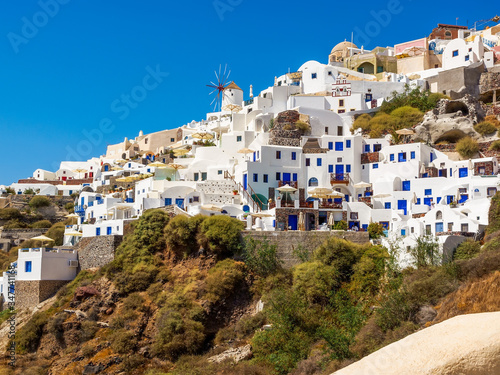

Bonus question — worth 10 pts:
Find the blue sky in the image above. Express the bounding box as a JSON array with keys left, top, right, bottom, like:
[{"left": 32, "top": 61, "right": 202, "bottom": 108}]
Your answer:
[{"left": 0, "top": 0, "right": 495, "bottom": 184}]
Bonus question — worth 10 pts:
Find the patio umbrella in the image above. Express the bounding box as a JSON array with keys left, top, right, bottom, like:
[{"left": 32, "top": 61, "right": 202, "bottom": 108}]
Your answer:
[
  {"left": 328, "top": 191, "right": 345, "bottom": 198},
  {"left": 65, "top": 231, "right": 82, "bottom": 237},
  {"left": 148, "top": 161, "right": 167, "bottom": 168},
  {"left": 116, "top": 177, "right": 131, "bottom": 182},
  {"left": 73, "top": 168, "right": 87, "bottom": 179},
  {"left": 237, "top": 148, "right": 254, "bottom": 154},
  {"left": 353, "top": 181, "right": 371, "bottom": 189},
  {"left": 201, "top": 204, "right": 223, "bottom": 212},
  {"left": 31, "top": 235, "right": 55, "bottom": 246},
  {"left": 251, "top": 213, "right": 273, "bottom": 218},
  {"left": 167, "top": 163, "right": 186, "bottom": 170},
  {"left": 173, "top": 148, "right": 190, "bottom": 156},
  {"left": 308, "top": 187, "right": 333, "bottom": 195},
  {"left": 222, "top": 104, "right": 242, "bottom": 113},
  {"left": 192, "top": 132, "right": 214, "bottom": 140},
  {"left": 65, "top": 213, "right": 80, "bottom": 224},
  {"left": 420, "top": 164, "right": 426, "bottom": 174},
  {"left": 373, "top": 193, "right": 391, "bottom": 198},
  {"left": 412, "top": 192, "right": 418, "bottom": 204},
  {"left": 277, "top": 184, "right": 298, "bottom": 193},
  {"left": 298, "top": 212, "right": 305, "bottom": 231}
]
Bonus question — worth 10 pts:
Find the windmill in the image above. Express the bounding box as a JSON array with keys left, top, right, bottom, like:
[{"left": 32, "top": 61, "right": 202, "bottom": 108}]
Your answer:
[
  {"left": 207, "top": 64, "right": 231, "bottom": 113},
  {"left": 207, "top": 64, "right": 231, "bottom": 147}
]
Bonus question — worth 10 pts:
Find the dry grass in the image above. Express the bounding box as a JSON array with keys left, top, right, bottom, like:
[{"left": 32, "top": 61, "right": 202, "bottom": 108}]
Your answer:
[{"left": 433, "top": 271, "right": 500, "bottom": 323}]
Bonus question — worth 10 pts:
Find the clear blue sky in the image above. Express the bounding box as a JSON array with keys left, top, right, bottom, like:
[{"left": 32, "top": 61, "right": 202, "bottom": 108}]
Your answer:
[{"left": 0, "top": 0, "right": 495, "bottom": 184}]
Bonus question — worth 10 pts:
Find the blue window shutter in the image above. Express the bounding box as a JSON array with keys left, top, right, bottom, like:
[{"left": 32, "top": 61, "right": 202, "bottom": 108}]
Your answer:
[
  {"left": 365, "top": 145, "right": 370, "bottom": 152},
  {"left": 317, "top": 158, "right": 322, "bottom": 166},
  {"left": 459, "top": 168, "right": 468, "bottom": 178},
  {"left": 328, "top": 142, "right": 333, "bottom": 150},
  {"left": 346, "top": 140, "right": 351, "bottom": 148},
  {"left": 292, "top": 173, "right": 298, "bottom": 181},
  {"left": 402, "top": 181, "right": 410, "bottom": 191},
  {"left": 328, "top": 165, "right": 333, "bottom": 173},
  {"left": 390, "top": 154, "right": 394, "bottom": 161},
  {"left": 373, "top": 163, "right": 378, "bottom": 169},
  {"left": 346, "top": 165, "right": 351, "bottom": 173},
  {"left": 335, "top": 142, "right": 343, "bottom": 151},
  {"left": 411, "top": 151, "right": 415, "bottom": 159},
  {"left": 25, "top": 261, "right": 32, "bottom": 273},
  {"left": 385, "top": 202, "right": 391, "bottom": 209}
]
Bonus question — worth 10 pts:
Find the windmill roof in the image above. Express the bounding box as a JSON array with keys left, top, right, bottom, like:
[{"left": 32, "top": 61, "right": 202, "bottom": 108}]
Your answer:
[{"left": 226, "top": 81, "right": 242, "bottom": 91}]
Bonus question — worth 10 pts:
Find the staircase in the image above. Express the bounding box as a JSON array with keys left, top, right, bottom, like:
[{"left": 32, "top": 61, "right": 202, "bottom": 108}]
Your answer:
[{"left": 223, "top": 171, "right": 266, "bottom": 212}]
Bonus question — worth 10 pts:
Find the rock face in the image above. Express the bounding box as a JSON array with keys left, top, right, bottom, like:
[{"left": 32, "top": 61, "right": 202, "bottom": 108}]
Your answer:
[
  {"left": 333, "top": 312, "right": 500, "bottom": 375},
  {"left": 207, "top": 344, "right": 252, "bottom": 364}
]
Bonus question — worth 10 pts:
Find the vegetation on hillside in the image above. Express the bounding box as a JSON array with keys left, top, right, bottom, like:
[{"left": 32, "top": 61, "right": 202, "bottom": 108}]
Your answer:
[{"left": 4, "top": 194, "right": 500, "bottom": 374}]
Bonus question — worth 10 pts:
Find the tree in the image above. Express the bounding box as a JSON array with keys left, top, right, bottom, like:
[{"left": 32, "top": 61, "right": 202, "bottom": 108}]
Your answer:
[
  {"left": 198, "top": 215, "right": 244, "bottom": 257},
  {"left": 244, "top": 237, "right": 282, "bottom": 277},
  {"left": 407, "top": 235, "right": 441, "bottom": 268}
]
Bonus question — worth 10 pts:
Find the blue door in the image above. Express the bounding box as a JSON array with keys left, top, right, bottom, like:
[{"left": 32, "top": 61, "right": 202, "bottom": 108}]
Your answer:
[
  {"left": 402, "top": 181, "right": 410, "bottom": 191},
  {"left": 175, "top": 198, "right": 184, "bottom": 209},
  {"left": 165, "top": 198, "right": 172, "bottom": 206},
  {"left": 288, "top": 215, "right": 298, "bottom": 230},
  {"left": 424, "top": 198, "right": 432, "bottom": 206},
  {"left": 435, "top": 222, "right": 443, "bottom": 233},
  {"left": 107, "top": 227, "right": 112, "bottom": 235},
  {"left": 96, "top": 228, "right": 100, "bottom": 236},
  {"left": 283, "top": 173, "right": 291, "bottom": 182},
  {"left": 336, "top": 165, "right": 344, "bottom": 181},
  {"left": 398, "top": 200, "right": 407, "bottom": 215},
  {"left": 243, "top": 174, "right": 248, "bottom": 190},
  {"left": 447, "top": 195, "right": 453, "bottom": 204}
]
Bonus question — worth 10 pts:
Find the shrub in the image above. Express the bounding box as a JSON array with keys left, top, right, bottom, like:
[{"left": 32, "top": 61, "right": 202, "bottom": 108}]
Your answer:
[
  {"left": 64, "top": 202, "right": 75, "bottom": 213},
  {"left": 23, "top": 188, "right": 35, "bottom": 195},
  {"left": 435, "top": 129, "right": 467, "bottom": 144},
  {"left": 313, "top": 238, "right": 359, "bottom": 281},
  {"left": 333, "top": 220, "right": 348, "bottom": 230},
  {"left": 15, "top": 310, "right": 50, "bottom": 353},
  {"left": 474, "top": 121, "right": 497, "bottom": 136},
  {"left": 292, "top": 261, "right": 339, "bottom": 305},
  {"left": 204, "top": 259, "right": 246, "bottom": 303},
  {"left": 294, "top": 121, "right": 311, "bottom": 135},
  {"left": 0, "top": 208, "right": 22, "bottom": 220},
  {"left": 113, "top": 262, "right": 158, "bottom": 294},
  {"left": 164, "top": 215, "right": 205, "bottom": 257},
  {"left": 3, "top": 219, "right": 28, "bottom": 229},
  {"left": 5, "top": 187, "right": 15, "bottom": 195},
  {"left": 28, "top": 196, "right": 51, "bottom": 209},
  {"left": 489, "top": 140, "right": 500, "bottom": 151},
  {"left": 46, "top": 222, "right": 66, "bottom": 246},
  {"left": 110, "top": 329, "right": 137, "bottom": 354},
  {"left": 47, "top": 312, "right": 68, "bottom": 342},
  {"left": 428, "top": 92, "right": 450, "bottom": 108},
  {"left": 133, "top": 209, "right": 170, "bottom": 254},
  {"left": 485, "top": 115, "right": 500, "bottom": 128},
  {"left": 350, "top": 246, "right": 388, "bottom": 297},
  {"left": 380, "top": 84, "right": 435, "bottom": 114},
  {"left": 80, "top": 321, "right": 99, "bottom": 343},
  {"left": 456, "top": 137, "right": 479, "bottom": 159},
  {"left": 31, "top": 220, "right": 52, "bottom": 229},
  {"left": 198, "top": 215, "right": 244, "bottom": 257},
  {"left": 390, "top": 106, "right": 424, "bottom": 128},
  {"left": 244, "top": 237, "right": 282, "bottom": 277},
  {"left": 367, "top": 222, "right": 385, "bottom": 239},
  {"left": 352, "top": 114, "right": 372, "bottom": 133},
  {"left": 454, "top": 240, "right": 481, "bottom": 260},
  {"left": 407, "top": 235, "right": 441, "bottom": 268},
  {"left": 123, "top": 292, "right": 146, "bottom": 311}
]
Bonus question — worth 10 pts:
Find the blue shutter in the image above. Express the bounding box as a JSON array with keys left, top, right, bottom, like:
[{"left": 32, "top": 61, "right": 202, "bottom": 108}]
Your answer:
[
  {"left": 292, "top": 173, "right": 298, "bottom": 181},
  {"left": 328, "top": 142, "right": 333, "bottom": 150},
  {"left": 402, "top": 181, "right": 410, "bottom": 191},
  {"left": 459, "top": 168, "right": 468, "bottom": 178},
  {"left": 328, "top": 165, "right": 334, "bottom": 173},
  {"left": 346, "top": 140, "right": 351, "bottom": 148}
]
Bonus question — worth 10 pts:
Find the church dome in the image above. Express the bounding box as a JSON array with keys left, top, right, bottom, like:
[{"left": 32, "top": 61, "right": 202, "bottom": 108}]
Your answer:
[{"left": 331, "top": 41, "right": 358, "bottom": 54}]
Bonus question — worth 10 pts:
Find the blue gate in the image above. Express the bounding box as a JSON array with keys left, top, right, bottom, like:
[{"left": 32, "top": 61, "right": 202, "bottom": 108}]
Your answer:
[{"left": 398, "top": 200, "right": 407, "bottom": 215}]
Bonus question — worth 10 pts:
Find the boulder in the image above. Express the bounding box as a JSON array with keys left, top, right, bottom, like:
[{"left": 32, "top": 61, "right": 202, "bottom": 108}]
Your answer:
[
  {"left": 207, "top": 344, "right": 252, "bottom": 364},
  {"left": 333, "top": 312, "right": 500, "bottom": 375},
  {"left": 74, "top": 286, "right": 100, "bottom": 301}
]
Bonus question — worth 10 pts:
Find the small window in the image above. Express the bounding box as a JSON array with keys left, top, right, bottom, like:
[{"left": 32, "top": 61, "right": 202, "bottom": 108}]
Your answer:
[
  {"left": 193, "top": 196, "right": 199, "bottom": 202},
  {"left": 346, "top": 140, "right": 351, "bottom": 148},
  {"left": 276, "top": 172, "right": 281, "bottom": 181},
  {"left": 426, "top": 225, "right": 431, "bottom": 235},
  {"left": 218, "top": 170, "right": 222, "bottom": 175},
  {"left": 335, "top": 142, "right": 343, "bottom": 151},
  {"left": 416, "top": 198, "right": 421, "bottom": 205},
  {"left": 452, "top": 50, "right": 459, "bottom": 57},
  {"left": 194, "top": 173, "right": 199, "bottom": 181},
  {"left": 411, "top": 227, "right": 414, "bottom": 233},
  {"left": 236, "top": 136, "right": 242, "bottom": 142},
  {"left": 311, "top": 73, "right": 317, "bottom": 79},
  {"left": 263, "top": 174, "right": 268, "bottom": 183},
  {"left": 170, "top": 138, "right": 175, "bottom": 142},
  {"left": 96, "top": 228, "right": 101, "bottom": 236},
  {"left": 308, "top": 177, "right": 319, "bottom": 187},
  {"left": 306, "top": 158, "right": 310, "bottom": 167},
  {"left": 398, "top": 152, "right": 407, "bottom": 162},
  {"left": 461, "top": 223, "right": 469, "bottom": 232},
  {"left": 328, "top": 142, "right": 333, "bottom": 150},
  {"left": 465, "top": 55, "right": 469, "bottom": 61},
  {"left": 291, "top": 152, "right": 296, "bottom": 160},
  {"left": 410, "top": 151, "right": 415, "bottom": 159},
  {"left": 364, "top": 145, "right": 370, "bottom": 152},
  {"left": 373, "top": 163, "right": 378, "bottom": 169},
  {"left": 350, "top": 212, "right": 358, "bottom": 220},
  {"left": 390, "top": 154, "right": 395, "bottom": 161},
  {"left": 346, "top": 164, "right": 351, "bottom": 173},
  {"left": 317, "top": 158, "right": 322, "bottom": 167},
  {"left": 377, "top": 66, "right": 383, "bottom": 73},
  {"left": 373, "top": 144, "right": 382, "bottom": 152},
  {"left": 276, "top": 151, "right": 281, "bottom": 159},
  {"left": 448, "top": 223, "right": 453, "bottom": 231},
  {"left": 425, "top": 189, "right": 432, "bottom": 195},
  {"left": 328, "top": 165, "right": 334, "bottom": 173},
  {"left": 253, "top": 174, "right": 258, "bottom": 182},
  {"left": 325, "top": 127, "right": 329, "bottom": 134},
  {"left": 25, "top": 261, "right": 32, "bottom": 273},
  {"left": 339, "top": 99, "right": 345, "bottom": 107},
  {"left": 385, "top": 202, "right": 391, "bottom": 209}
]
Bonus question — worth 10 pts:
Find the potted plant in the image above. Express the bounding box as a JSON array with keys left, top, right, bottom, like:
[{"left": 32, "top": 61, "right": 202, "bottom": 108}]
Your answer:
[{"left": 232, "top": 190, "right": 238, "bottom": 195}]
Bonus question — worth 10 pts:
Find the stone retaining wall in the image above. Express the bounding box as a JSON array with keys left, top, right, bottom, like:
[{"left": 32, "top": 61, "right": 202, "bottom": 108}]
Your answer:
[
  {"left": 242, "top": 230, "right": 370, "bottom": 268},
  {"left": 75, "top": 235, "right": 123, "bottom": 270},
  {"left": 15, "top": 280, "right": 69, "bottom": 310}
]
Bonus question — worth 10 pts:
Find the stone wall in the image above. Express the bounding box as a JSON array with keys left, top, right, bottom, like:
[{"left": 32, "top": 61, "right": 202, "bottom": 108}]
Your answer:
[
  {"left": 75, "top": 235, "right": 123, "bottom": 270},
  {"left": 361, "top": 152, "right": 380, "bottom": 164},
  {"left": 242, "top": 231, "right": 370, "bottom": 268},
  {"left": 15, "top": 280, "right": 68, "bottom": 310}
]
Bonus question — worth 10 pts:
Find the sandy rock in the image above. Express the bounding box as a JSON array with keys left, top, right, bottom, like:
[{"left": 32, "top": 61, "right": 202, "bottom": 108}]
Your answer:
[
  {"left": 207, "top": 344, "right": 252, "bottom": 364},
  {"left": 333, "top": 312, "right": 500, "bottom": 375}
]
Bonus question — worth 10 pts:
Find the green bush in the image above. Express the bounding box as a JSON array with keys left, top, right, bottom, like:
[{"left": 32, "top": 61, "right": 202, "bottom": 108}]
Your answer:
[
  {"left": 390, "top": 106, "right": 424, "bottom": 128},
  {"left": 47, "top": 312, "right": 68, "bottom": 342},
  {"left": 28, "top": 196, "right": 51, "bottom": 209},
  {"left": 164, "top": 215, "right": 205, "bottom": 257},
  {"left": 368, "top": 222, "right": 385, "bottom": 239},
  {"left": 456, "top": 137, "right": 479, "bottom": 159},
  {"left": 3, "top": 219, "right": 28, "bottom": 229},
  {"left": 351, "top": 114, "right": 372, "bottom": 133},
  {"left": 113, "top": 262, "right": 158, "bottom": 294},
  {"left": 489, "top": 140, "right": 500, "bottom": 151},
  {"left": 333, "top": 220, "right": 348, "bottom": 230},
  {"left": 198, "top": 215, "right": 244, "bottom": 257},
  {"left": 0, "top": 208, "right": 22, "bottom": 220},
  {"left": 294, "top": 121, "right": 311, "bottom": 135},
  {"left": 350, "top": 246, "right": 388, "bottom": 297},
  {"left": 407, "top": 235, "right": 441, "bottom": 268},
  {"left": 292, "top": 262, "right": 339, "bottom": 305},
  {"left": 133, "top": 209, "right": 170, "bottom": 254},
  {"left": 380, "top": 85, "right": 436, "bottom": 114},
  {"left": 64, "top": 202, "right": 75, "bottom": 213},
  {"left": 204, "top": 259, "right": 246, "bottom": 303},
  {"left": 313, "top": 238, "right": 360, "bottom": 282},
  {"left": 15, "top": 310, "right": 50, "bottom": 353},
  {"left": 244, "top": 237, "right": 282, "bottom": 277},
  {"left": 80, "top": 321, "right": 99, "bottom": 343},
  {"left": 46, "top": 222, "right": 66, "bottom": 246},
  {"left": 31, "top": 220, "right": 52, "bottom": 229},
  {"left": 474, "top": 121, "right": 497, "bottom": 136},
  {"left": 454, "top": 240, "right": 481, "bottom": 260},
  {"left": 110, "top": 329, "right": 137, "bottom": 354},
  {"left": 428, "top": 92, "right": 450, "bottom": 108},
  {"left": 23, "top": 188, "right": 35, "bottom": 195}
]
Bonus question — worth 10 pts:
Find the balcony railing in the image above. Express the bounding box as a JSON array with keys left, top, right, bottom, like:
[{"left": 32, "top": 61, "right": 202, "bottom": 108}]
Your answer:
[
  {"left": 244, "top": 98, "right": 254, "bottom": 106},
  {"left": 278, "top": 180, "right": 298, "bottom": 188},
  {"left": 330, "top": 173, "right": 350, "bottom": 184}
]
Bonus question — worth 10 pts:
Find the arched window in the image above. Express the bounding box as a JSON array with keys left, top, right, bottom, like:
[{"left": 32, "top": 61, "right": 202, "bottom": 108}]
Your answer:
[
  {"left": 436, "top": 211, "right": 443, "bottom": 220},
  {"left": 445, "top": 31, "right": 452, "bottom": 39},
  {"left": 308, "top": 177, "right": 318, "bottom": 187}
]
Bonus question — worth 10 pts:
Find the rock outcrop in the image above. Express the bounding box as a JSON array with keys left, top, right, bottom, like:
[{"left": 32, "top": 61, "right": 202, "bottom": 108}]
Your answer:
[
  {"left": 333, "top": 312, "right": 500, "bottom": 375},
  {"left": 207, "top": 344, "right": 252, "bottom": 364}
]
